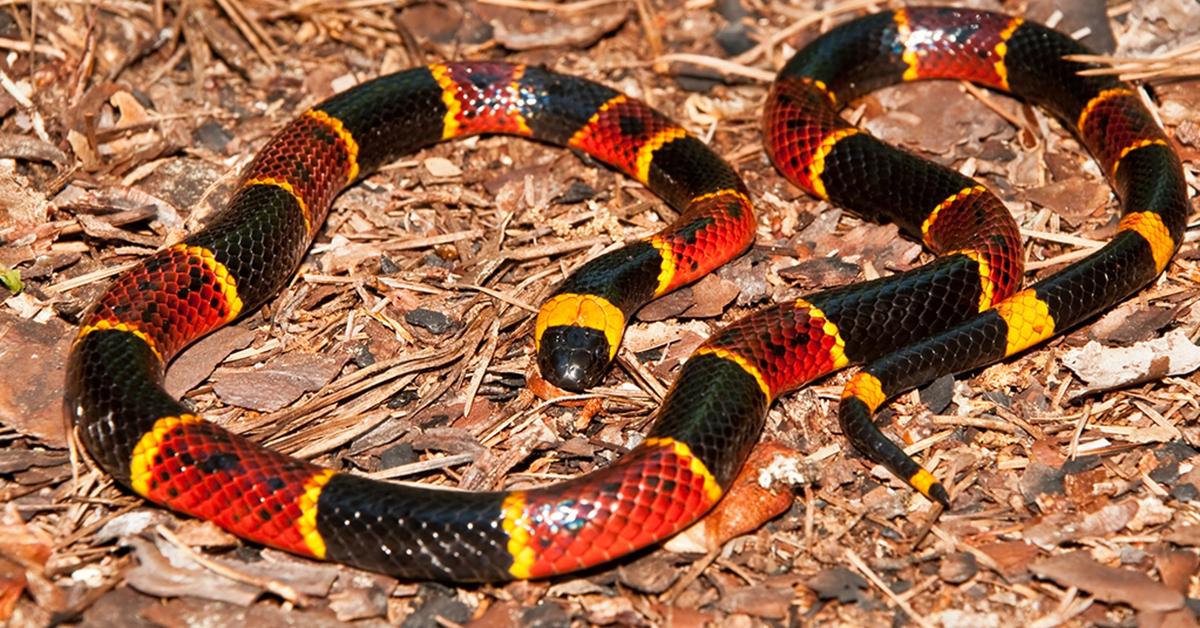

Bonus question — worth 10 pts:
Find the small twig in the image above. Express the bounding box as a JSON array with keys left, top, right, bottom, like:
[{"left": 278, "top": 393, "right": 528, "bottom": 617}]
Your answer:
[
  {"left": 476, "top": 0, "right": 625, "bottom": 13},
  {"left": 1020, "top": 228, "right": 1105, "bottom": 248},
  {"left": 844, "top": 549, "right": 936, "bottom": 628},
  {"left": 634, "top": 0, "right": 664, "bottom": 68},
  {"left": 660, "top": 546, "right": 721, "bottom": 603},
  {"left": 930, "top": 414, "right": 1020, "bottom": 434},
  {"left": 731, "top": 0, "right": 880, "bottom": 66},
  {"left": 366, "top": 453, "right": 476, "bottom": 480},
  {"left": 0, "top": 35, "right": 65, "bottom": 58},
  {"left": 456, "top": 283, "right": 538, "bottom": 313},
  {"left": 462, "top": 318, "right": 500, "bottom": 417},
  {"left": 46, "top": 261, "right": 141, "bottom": 293},
  {"left": 155, "top": 525, "right": 307, "bottom": 606},
  {"left": 652, "top": 53, "right": 776, "bottom": 82},
  {"left": 212, "top": 0, "right": 276, "bottom": 65},
  {"left": 960, "top": 81, "right": 1028, "bottom": 130}
]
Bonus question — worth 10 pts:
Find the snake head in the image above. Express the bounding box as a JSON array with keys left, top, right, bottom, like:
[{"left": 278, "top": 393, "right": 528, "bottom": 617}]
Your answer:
[{"left": 536, "top": 325, "right": 611, "bottom": 392}]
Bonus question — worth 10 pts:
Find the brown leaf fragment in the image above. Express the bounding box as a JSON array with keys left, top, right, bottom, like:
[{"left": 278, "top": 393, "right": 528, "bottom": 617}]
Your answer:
[
  {"left": 1026, "top": 0, "right": 1117, "bottom": 53},
  {"left": 939, "top": 552, "right": 979, "bottom": 584},
  {"left": 124, "top": 537, "right": 261, "bottom": 606},
  {"left": 777, "top": 256, "right": 861, "bottom": 289},
  {"left": 977, "top": 541, "right": 1041, "bottom": 579},
  {"left": 75, "top": 213, "right": 162, "bottom": 247},
  {"left": 716, "top": 585, "right": 793, "bottom": 619},
  {"left": 0, "top": 449, "right": 67, "bottom": 474},
  {"left": 212, "top": 352, "right": 348, "bottom": 412},
  {"left": 805, "top": 567, "right": 867, "bottom": 603},
  {"left": 617, "top": 553, "right": 680, "bottom": 594},
  {"left": 140, "top": 596, "right": 346, "bottom": 628},
  {"left": 0, "top": 505, "right": 51, "bottom": 567},
  {"left": 636, "top": 285, "right": 696, "bottom": 322},
  {"left": 327, "top": 571, "right": 391, "bottom": 622},
  {"left": 491, "top": 8, "right": 629, "bottom": 50},
  {"left": 865, "top": 81, "right": 1010, "bottom": 154},
  {"left": 1023, "top": 499, "right": 1138, "bottom": 548},
  {"left": 1024, "top": 177, "right": 1111, "bottom": 224},
  {"left": 0, "top": 172, "right": 51, "bottom": 227},
  {"left": 680, "top": 273, "right": 740, "bottom": 318},
  {"left": 470, "top": 599, "right": 523, "bottom": 628},
  {"left": 164, "top": 326, "right": 255, "bottom": 397},
  {"left": 0, "top": 313, "right": 72, "bottom": 447},
  {"left": 1030, "top": 552, "right": 1184, "bottom": 612},
  {"left": 1165, "top": 525, "right": 1200, "bottom": 547},
  {"left": 0, "top": 133, "right": 68, "bottom": 164},
  {"left": 78, "top": 586, "right": 158, "bottom": 628},
  {"left": 1156, "top": 551, "right": 1198, "bottom": 593},
  {"left": 0, "top": 558, "right": 27, "bottom": 623},
  {"left": 1089, "top": 303, "right": 1177, "bottom": 345}
]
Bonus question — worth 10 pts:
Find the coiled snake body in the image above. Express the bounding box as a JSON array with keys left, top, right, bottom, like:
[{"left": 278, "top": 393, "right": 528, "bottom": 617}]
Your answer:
[{"left": 66, "top": 7, "right": 1188, "bottom": 581}]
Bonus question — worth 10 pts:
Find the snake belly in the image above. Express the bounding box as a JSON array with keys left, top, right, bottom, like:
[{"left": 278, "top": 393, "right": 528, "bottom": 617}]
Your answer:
[{"left": 64, "top": 5, "right": 1190, "bottom": 583}]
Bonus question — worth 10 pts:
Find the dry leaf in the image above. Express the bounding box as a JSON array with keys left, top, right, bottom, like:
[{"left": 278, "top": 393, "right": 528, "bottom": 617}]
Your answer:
[
  {"left": 1030, "top": 551, "right": 1184, "bottom": 612},
  {"left": 1062, "top": 330, "right": 1200, "bottom": 393}
]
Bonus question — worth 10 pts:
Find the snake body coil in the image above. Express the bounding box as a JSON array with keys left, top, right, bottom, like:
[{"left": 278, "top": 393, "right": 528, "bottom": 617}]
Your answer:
[{"left": 66, "top": 7, "right": 1189, "bottom": 581}]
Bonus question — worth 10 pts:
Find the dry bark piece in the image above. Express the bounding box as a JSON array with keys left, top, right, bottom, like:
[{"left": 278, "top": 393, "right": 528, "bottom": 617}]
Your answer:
[
  {"left": 1022, "top": 499, "right": 1138, "bottom": 549},
  {"left": 977, "top": 541, "right": 1041, "bottom": 579},
  {"left": 1024, "top": 177, "right": 1111, "bottom": 224},
  {"left": 0, "top": 172, "right": 51, "bottom": 228},
  {"left": 94, "top": 510, "right": 172, "bottom": 544},
  {"left": 0, "top": 313, "right": 73, "bottom": 447},
  {"left": 124, "top": 537, "right": 261, "bottom": 606},
  {"left": 491, "top": 7, "right": 629, "bottom": 50},
  {"left": 0, "top": 133, "right": 68, "bottom": 164},
  {"left": 1091, "top": 303, "right": 1178, "bottom": 345},
  {"left": 805, "top": 567, "right": 867, "bottom": 603},
  {"left": 1030, "top": 551, "right": 1184, "bottom": 612},
  {"left": 0, "top": 449, "right": 66, "bottom": 474},
  {"left": 939, "top": 552, "right": 978, "bottom": 584},
  {"left": 1155, "top": 550, "right": 1198, "bottom": 593},
  {"left": 75, "top": 213, "right": 162, "bottom": 247},
  {"left": 423, "top": 156, "right": 462, "bottom": 178},
  {"left": 405, "top": 584, "right": 471, "bottom": 627},
  {"left": 777, "top": 256, "right": 861, "bottom": 289},
  {"left": 1062, "top": 330, "right": 1200, "bottom": 394},
  {"left": 715, "top": 585, "right": 793, "bottom": 619},
  {"left": 617, "top": 553, "right": 680, "bottom": 594},
  {"left": 140, "top": 596, "right": 345, "bottom": 628},
  {"left": 164, "top": 326, "right": 255, "bottom": 397},
  {"left": 212, "top": 352, "right": 348, "bottom": 412},
  {"left": 328, "top": 582, "right": 389, "bottom": 622},
  {"left": 404, "top": 307, "right": 455, "bottom": 334},
  {"left": 1165, "top": 525, "right": 1200, "bottom": 547},
  {"left": 78, "top": 586, "right": 158, "bottom": 628},
  {"left": 680, "top": 273, "right": 740, "bottom": 318}
]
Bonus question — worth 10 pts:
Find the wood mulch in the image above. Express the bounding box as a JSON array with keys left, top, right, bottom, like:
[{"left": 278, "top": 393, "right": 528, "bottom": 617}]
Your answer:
[{"left": 0, "top": 0, "right": 1198, "bottom": 626}]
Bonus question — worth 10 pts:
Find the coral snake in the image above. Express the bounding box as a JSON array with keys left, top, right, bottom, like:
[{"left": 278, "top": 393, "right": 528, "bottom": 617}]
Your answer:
[{"left": 65, "top": 7, "right": 1189, "bottom": 581}]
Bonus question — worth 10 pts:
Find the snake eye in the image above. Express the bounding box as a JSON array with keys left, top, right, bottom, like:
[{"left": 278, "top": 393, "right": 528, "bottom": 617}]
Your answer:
[{"left": 537, "top": 325, "right": 611, "bottom": 392}]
